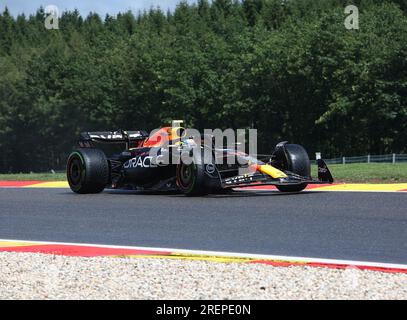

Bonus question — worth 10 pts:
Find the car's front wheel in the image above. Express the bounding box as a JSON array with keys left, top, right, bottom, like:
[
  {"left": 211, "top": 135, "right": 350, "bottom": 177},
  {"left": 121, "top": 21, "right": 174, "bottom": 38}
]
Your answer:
[
  {"left": 67, "top": 148, "right": 110, "bottom": 194},
  {"left": 176, "top": 151, "right": 209, "bottom": 196},
  {"left": 275, "top": 144, "right": 310, "bottom": 193}
]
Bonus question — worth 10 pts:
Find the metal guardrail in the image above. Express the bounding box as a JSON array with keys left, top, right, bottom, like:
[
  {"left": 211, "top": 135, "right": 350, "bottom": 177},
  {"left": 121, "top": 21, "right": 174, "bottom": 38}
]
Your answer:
[{"left": 312, "top": 154, "right": 407, "bottom": 165}]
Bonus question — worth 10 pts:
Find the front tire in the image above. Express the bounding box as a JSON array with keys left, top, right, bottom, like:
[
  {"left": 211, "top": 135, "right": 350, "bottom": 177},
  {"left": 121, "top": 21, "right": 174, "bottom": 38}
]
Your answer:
[
  {"left": 176, "top": 151, "right": 209, "bottom": 196},
  {"left": 67, "top": 148, "right": 110, "bottom": 194},
  {"left": 275, "top": 144, "right": 310, "bottom": 193}
]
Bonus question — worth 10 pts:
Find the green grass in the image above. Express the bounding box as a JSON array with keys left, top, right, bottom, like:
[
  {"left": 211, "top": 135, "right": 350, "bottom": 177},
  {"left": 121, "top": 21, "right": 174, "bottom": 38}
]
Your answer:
[
  {"left": 0, "top": 172, "right": 66, "bottom": 181},
  {"left": 1, "top": 163, "right": 407, "bottom": 183},
  {"left": 311, "top": 163, "right": 407, "bottom": 183}
]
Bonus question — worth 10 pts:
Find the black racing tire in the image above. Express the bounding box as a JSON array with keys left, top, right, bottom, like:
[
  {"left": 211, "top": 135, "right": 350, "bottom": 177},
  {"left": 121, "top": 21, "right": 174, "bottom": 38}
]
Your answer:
[
  {"left": 276, "top": 144, "right": 310, "bottom": 193},
  {"left": 67, "top": 148, "right": 110, "bottom": 194},
  {"left": 176, "top": 151, "right": 209, "bottom": 196}
]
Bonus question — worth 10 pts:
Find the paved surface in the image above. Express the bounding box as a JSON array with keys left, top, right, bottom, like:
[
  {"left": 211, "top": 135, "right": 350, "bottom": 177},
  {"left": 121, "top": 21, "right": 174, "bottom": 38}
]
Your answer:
[
  {"left": 0, "top": 188, "right": 406, "bottom": 264},
  {"left": 3, "top": 180, "right": 407, "bottom": 191}
]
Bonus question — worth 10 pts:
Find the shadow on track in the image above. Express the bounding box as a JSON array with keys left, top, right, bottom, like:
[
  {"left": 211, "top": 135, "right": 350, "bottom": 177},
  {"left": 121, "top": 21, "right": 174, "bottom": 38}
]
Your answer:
[{"left": 96, "top": 189, "right": 324, "bottom": 198}]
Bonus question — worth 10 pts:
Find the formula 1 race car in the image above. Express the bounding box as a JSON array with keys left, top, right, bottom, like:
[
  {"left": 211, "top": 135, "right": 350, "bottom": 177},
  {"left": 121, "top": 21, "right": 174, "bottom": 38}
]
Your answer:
[{"left": 66, "top": 122, "right": 334, "bottom": 196}]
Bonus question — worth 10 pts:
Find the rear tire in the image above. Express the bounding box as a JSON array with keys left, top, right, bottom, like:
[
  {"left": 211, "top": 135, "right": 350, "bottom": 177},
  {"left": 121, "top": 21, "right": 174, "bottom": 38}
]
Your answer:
[
  {"left": 67, "top": 148, "right": 110, "bottom": 194},
  {"left": 275, "top": 144, "right": 310, "bottom": 193}
]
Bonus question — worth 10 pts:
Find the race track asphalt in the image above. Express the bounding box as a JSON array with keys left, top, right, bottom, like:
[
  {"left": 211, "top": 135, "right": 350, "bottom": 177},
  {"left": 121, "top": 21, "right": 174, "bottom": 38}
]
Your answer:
[{"left": 0, "top": 188, "right": 406, "bottom": 264}]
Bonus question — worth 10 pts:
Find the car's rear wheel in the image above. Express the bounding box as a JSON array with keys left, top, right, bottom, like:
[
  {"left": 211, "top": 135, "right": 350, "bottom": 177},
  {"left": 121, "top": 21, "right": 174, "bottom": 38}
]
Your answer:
[
  {"left": 67, "top": 148, "right": 110, "bottom": 194},
  {"left": 275, "top": 144, "right": 310, "bottom": 192},
  {"left": 176, "top": 151, "right": 209, "bottom": 196}
]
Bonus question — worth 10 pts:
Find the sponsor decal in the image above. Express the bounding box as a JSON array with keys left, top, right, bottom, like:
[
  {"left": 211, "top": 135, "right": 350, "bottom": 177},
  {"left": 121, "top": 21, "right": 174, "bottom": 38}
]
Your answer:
[
  {"left": 205, "top": 164, "right": 216, "bottom": 174},
  {"left": 124, "top": 156, "right": 157, "bottom": 168}
]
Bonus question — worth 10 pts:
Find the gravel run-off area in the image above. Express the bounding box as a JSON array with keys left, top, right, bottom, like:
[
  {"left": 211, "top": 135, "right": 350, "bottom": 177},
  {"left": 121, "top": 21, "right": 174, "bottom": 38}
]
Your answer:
[{"left": 0, "top": 252, "right": 406, "bottom": 300}]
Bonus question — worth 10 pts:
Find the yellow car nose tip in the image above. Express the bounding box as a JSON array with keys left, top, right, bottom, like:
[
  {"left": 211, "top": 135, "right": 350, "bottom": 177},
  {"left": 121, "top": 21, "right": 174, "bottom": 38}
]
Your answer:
[{"left": 256, "top": 164, "right": 287, "bottom": 179}]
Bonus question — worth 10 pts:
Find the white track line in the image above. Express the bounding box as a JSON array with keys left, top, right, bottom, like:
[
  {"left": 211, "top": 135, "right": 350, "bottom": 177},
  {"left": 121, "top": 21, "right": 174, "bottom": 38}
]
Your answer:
[{"left": 0, "top": 238, "right": 406, "bottom": 270}]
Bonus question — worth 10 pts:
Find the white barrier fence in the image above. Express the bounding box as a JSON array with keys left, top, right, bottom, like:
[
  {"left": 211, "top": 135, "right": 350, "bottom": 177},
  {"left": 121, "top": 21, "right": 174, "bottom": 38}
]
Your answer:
[{"left": 314, "top": 154, "right": 407, "bottom": 165}]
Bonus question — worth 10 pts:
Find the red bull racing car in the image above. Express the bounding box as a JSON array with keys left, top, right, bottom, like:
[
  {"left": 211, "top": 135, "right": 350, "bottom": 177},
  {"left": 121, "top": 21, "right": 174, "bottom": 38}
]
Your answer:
[{"left": 66, "top": 122, "right": 333, "bottom": 196}]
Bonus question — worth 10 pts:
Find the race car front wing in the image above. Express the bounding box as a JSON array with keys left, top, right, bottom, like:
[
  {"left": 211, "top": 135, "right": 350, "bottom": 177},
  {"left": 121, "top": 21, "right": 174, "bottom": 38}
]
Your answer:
[{"left": 220, "top": 159, "right": 334, "bottom": 189}]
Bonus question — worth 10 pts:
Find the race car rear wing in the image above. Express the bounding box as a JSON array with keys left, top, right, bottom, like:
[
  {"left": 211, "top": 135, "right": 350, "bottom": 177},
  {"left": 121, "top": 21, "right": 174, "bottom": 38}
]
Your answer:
[{"left": 79, "top": 130, "right": 148, "bottom": 148}]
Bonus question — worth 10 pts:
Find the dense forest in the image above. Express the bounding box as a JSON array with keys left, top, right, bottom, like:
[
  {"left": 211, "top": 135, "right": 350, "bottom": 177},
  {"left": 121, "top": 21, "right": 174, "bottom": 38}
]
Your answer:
[{"left": 0, "top": 0, "right": 406, "bottom": 172}]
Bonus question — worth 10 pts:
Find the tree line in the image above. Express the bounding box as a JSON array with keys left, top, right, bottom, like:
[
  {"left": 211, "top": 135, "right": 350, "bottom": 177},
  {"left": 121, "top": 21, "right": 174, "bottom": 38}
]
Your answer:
[{"left": 0, "top": 0, "right": 406, "bottom": 172}]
